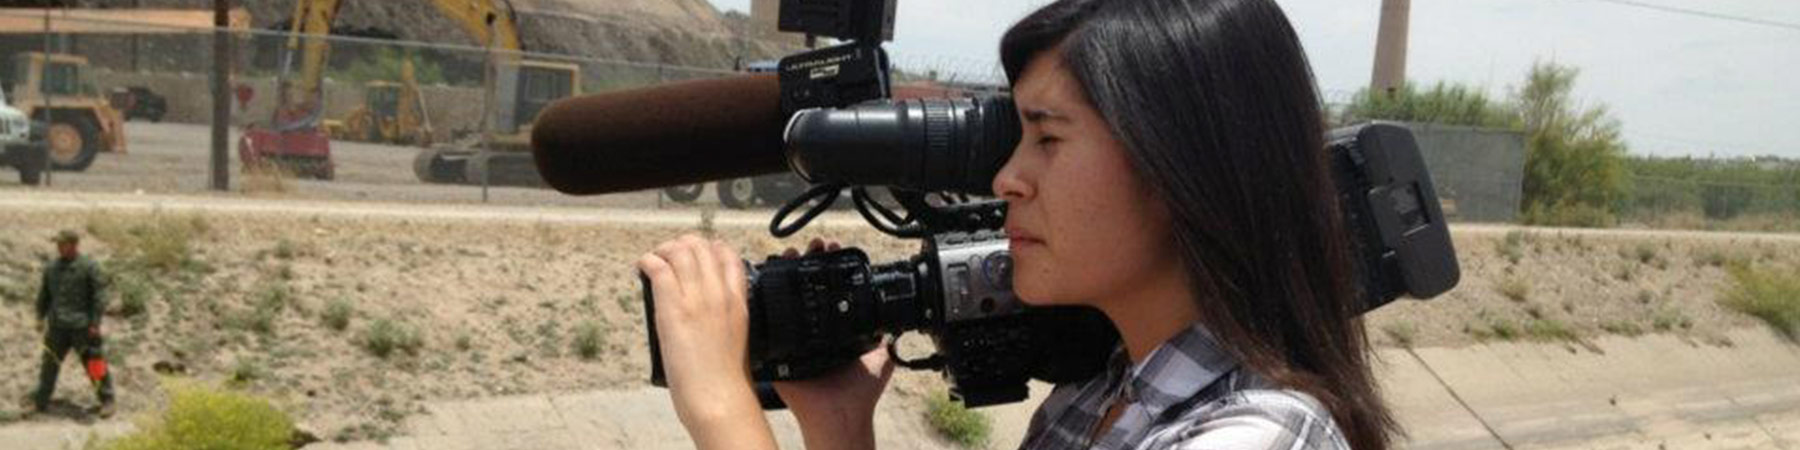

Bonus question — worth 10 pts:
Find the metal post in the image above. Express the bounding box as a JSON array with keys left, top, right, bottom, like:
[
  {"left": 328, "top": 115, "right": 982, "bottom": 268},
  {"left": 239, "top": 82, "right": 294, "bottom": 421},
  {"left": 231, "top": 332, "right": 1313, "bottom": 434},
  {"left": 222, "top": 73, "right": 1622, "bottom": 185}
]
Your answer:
[
  {"left": 210, "top": 0, "right": 231, "bottom": 191},
  {"left": 1370, "top": 0, "right": 1411, "bottom": 97},
  {"left": 130, "top": 0, "right": 142, "bottom": 73},
  {"left": 41, "top": 9, "right": 52, "bottom": 187},
  {"left": 478, "top": 20, "right": 497, "bottom": 203}
]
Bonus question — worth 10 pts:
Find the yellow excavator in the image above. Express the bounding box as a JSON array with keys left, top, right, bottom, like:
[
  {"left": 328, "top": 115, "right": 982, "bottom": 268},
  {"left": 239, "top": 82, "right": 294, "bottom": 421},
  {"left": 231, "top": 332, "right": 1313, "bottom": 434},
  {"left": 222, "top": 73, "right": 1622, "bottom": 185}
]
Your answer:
[{"left": 256, "top": 0, "right": 580, "bottom": 185}]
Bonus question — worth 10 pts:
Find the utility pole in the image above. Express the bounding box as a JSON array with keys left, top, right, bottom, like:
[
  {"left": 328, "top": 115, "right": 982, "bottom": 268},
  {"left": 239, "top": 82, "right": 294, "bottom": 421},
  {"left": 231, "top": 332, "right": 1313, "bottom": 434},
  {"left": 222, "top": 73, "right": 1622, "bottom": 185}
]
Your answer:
[
  {"left": 211, "top": 0, "right": 231, "bottom": 191},
  {"left": 1370, "top": 0, "right": 1411, "bottom": 97},
  {"left": 130, "top": 0, "right": 141, "bottom": 72}
]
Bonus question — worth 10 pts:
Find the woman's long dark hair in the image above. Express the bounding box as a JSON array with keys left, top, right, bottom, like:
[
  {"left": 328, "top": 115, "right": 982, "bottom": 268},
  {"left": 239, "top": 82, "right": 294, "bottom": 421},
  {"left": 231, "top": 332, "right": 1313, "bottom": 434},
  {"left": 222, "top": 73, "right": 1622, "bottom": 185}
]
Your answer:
[{"left": 1001, "top": 0, "right": 1398, "bottom": 448}]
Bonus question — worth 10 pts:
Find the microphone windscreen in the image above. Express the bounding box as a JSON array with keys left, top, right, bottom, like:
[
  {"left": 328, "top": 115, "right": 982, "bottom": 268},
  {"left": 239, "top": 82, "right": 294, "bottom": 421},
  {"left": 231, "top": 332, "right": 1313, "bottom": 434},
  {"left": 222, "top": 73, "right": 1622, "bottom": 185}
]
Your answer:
[{"left": 532, "top": 74, "right": 790, "bottom": 195}]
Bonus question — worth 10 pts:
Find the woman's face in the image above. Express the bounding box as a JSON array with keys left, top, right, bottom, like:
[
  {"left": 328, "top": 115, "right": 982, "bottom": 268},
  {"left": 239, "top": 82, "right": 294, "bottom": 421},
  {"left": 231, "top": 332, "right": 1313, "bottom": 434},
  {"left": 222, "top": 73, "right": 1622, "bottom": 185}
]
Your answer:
[{"left": 994, "top": 53, "right": 1179, "bottom": 307}]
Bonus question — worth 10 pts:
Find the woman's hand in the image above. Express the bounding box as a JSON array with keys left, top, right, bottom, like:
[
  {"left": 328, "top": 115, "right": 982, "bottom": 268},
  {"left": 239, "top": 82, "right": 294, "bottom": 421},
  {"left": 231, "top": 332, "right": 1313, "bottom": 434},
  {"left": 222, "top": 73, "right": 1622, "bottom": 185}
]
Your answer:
[
  {"left": 771, "top": 239, "right": 897, "bottom": 450},
  {"left": 638, "top": 234, "right": 776, "bottom": 450}
]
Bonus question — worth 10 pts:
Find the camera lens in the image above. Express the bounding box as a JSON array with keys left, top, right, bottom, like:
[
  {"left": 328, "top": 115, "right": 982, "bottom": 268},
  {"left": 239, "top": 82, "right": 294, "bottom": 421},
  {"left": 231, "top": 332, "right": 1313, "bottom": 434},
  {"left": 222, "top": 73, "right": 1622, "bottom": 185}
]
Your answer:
[{"left": 783, "top": 96, "right": 1020, "bottom": 196}]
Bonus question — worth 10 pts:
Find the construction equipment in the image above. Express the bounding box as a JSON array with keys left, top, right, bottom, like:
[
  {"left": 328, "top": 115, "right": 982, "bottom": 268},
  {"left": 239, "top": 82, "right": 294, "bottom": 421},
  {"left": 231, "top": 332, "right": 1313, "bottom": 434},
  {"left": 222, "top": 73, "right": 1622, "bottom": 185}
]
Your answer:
[
  {"left": 108, "top": 86, "right": 168, "bottom": 122},
  {"left": 248, "top": 0, "right": 579, "bottom": 185},
  {"left": 0, "top": 7, "right": 252, "bottom": 172},
  {"left": 324, "top": 59, "right": 434, "bottom": 146},
  {"left": 0, "top": 85, "right": 47, "bottom": 185},
  {"left": 409, "top": 1, "right": 580, "bottom": 187},
  {"left": 3, "top": 52, "right": 126, "bottom": 172},
  {"left": 239, "top": 0, "right": 341, "bottom": 180},
  {"left": 413, "top": 58, "right": 578, "bottom": 186}
]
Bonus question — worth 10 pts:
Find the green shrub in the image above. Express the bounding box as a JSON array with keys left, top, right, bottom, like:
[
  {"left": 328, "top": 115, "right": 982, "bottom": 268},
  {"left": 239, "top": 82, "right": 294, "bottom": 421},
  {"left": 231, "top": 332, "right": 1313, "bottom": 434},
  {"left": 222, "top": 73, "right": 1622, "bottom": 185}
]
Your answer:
[
  {"left": 97, "top": 382, "right": 294, "bottom": 450},
  {"left": 1496, "top": 231, "right": 1526, "bottom": 264},
  {"left": 0, "top": 279, "right": 28, "bottom": 305},
  {"left": 272, "top": 239, "right": 299, "bottom": 260},
  {"left": 1631, "top": 243, "right": 1658, "bottom": 265},
  {"left": 573, "top": 321, "right": 606, "bottom": 360},
  {"left": 1721, "top": 265, "right": 1800, "bottom": 340},
  {"left": 1695, "top": 248, "right": 1733, "bottom": 268},
  {"left": 322, "top": 298, "right": 354, "bottom": 331},
  {"left": 926, "top": 393, "right": 991, "bottom": 448},
  {"left": 1652, "top": 308, "right": 1693, "bottom": 332},
  {"left": 1469, "top": 318, "right": 1520, "bottom": 342},
  {"left": 229, "top": 358, "right": 267, "bottom": 386},
  {"left": 226, "top": 284, "right": 290, "bottom": 336},
  {"left": 454, "top": 332, "right": 473, "bottom": 351},
  {"left": 1516, "top": 62, "right": 1628, "bottom": 227},
  {"left": 341, "top": 46, "right": 447, "bottom": 85},
  {"left": 1524, "top": 318, "right": 1579, "bottom": 342},
  {"left": 1339, "top": 81, "right": 1518, "bottom": 128},
  {"left": 1496, "top": 277, "right": 1531, "bottom": 303},
  {"left": 86, "top": 212, "right": 209, "bottom": 273},
  {"left": 1621, "top": 156, "right": 1800, "bottom": 225},
  {"left": 116, "top": 275, "right": 151, "bottom": 318},
  {"left": 225, "top": 306, "right": 277, "bottom": 336},
  {"left": 1600, "top": 320, "right": 1644, "bottom": 337},
  {"left": 1613, "top": 263, "right": 1637, "bottom": 282},
  {"left": 362, "top": 318, "right": 423, "bottom": 359}
]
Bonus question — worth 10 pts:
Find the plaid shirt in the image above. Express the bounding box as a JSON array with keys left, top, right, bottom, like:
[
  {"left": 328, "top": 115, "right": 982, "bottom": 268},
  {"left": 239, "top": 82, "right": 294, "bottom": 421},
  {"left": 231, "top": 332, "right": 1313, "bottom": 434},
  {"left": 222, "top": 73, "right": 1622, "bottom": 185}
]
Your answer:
[{"left": 1018, "top": 323, "right": 1349, "bottom": 450}]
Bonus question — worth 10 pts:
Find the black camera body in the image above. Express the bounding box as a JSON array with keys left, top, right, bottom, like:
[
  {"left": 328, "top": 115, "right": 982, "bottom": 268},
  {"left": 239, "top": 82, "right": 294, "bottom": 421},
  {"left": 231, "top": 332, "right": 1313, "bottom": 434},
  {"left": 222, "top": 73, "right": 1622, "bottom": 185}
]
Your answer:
[
  {"left": 639, "top": 0, "right": 1460, "bottom": 409},
  {"left": 644, "top": 205, "right": 1124, "bottom": 408}
]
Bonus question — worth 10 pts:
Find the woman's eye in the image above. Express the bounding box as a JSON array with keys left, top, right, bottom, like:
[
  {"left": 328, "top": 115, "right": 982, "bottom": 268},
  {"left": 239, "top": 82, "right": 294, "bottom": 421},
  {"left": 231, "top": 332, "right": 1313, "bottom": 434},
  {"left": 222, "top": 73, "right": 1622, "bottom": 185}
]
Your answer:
[{"left": 1037, "top": 136, "right": 1060, "bottom": 148}]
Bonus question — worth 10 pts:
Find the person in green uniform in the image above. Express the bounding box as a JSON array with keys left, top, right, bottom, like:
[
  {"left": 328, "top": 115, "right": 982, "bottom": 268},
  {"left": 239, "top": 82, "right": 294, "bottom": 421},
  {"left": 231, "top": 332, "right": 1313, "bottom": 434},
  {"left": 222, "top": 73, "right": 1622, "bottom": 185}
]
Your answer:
[{"left": 33, "top": 229, "right": 114, "bottom": 417}]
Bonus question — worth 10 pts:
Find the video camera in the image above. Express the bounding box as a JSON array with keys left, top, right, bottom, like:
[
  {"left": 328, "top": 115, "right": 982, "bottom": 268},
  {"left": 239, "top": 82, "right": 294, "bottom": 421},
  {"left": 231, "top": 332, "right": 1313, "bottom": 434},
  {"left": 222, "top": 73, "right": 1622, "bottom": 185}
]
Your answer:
[{"left": 640, "top": 0, "right": 1460, "bottom": 408}]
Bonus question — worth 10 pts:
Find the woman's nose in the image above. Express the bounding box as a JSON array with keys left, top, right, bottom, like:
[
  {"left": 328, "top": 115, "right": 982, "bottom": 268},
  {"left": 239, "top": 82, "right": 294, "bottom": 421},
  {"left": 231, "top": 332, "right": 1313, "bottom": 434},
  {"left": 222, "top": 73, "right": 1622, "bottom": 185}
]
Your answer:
[{"left": 991, "top": 143, "right": 1033, "bottom": 201}]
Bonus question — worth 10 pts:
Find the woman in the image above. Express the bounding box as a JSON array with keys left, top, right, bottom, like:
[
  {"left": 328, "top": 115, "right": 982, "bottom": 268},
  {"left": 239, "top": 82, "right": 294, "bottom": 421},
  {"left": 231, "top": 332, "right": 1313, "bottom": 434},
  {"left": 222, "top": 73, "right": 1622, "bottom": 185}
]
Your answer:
[{"left": 636, "top": 0, "right": 1398, "bottom": 448}]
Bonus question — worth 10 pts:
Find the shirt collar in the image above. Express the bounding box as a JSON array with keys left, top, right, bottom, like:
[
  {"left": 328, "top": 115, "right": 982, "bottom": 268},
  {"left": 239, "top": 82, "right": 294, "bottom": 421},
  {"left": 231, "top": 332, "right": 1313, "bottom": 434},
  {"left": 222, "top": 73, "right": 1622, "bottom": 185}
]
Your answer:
[{"left": 1119, "top": 322, "right": 1239, "bottom": 420}]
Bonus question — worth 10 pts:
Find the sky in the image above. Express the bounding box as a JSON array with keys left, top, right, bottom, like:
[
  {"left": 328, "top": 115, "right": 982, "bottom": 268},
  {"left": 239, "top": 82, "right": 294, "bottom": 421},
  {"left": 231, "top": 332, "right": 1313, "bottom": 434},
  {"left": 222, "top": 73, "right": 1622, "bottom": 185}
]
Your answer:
[{"left": 707, "top": 0, "right": 1800, "bottom": 159}]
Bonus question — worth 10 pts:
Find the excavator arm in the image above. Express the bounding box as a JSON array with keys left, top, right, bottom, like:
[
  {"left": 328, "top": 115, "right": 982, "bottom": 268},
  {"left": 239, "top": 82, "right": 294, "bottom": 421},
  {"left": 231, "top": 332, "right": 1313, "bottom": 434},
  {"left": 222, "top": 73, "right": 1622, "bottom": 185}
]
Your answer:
[
  {"left": 429, "top": 0, "right": 523, "bottom": 53},
  {"left": 275, "top": 0, "right": 342, "bottom": 131},
  {"left": 278, "top": 0, "right": 522, "bottom": 132}
]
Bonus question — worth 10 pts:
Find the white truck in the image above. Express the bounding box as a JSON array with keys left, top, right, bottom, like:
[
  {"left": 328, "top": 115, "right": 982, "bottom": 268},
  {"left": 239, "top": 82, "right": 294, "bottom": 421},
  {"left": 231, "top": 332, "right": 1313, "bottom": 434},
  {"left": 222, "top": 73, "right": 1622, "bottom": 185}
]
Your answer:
[{"left": 0, "top": 86, "right": 46, "bottom": 185}]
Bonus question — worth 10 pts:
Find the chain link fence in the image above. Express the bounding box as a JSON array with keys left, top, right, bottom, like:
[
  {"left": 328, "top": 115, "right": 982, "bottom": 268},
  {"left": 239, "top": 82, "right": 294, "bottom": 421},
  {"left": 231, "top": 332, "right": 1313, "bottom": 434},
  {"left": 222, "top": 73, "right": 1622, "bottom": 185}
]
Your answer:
[{"left": 0, "top": 9, "right": 743, "bottom": 207}]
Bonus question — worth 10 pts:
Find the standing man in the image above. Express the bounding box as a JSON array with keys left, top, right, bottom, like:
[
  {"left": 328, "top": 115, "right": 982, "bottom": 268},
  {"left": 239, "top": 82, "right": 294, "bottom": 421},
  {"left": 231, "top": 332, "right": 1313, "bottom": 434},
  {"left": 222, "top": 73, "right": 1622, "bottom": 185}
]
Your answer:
[{"left": 33, "top": 229, "right": 114, "bottom": 417}]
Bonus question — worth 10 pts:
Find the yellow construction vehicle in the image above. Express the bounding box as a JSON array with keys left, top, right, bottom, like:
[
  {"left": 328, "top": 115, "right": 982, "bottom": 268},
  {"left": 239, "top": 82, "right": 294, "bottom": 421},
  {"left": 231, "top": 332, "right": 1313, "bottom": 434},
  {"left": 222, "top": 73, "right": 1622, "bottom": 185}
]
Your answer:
[
  {"left": 420, "top": 58, "right": 580, "bottom": 186},
  {"left": 0, "top": 7, "right": 250, "bottom": 172},
  {"left": 324, "top": 58, "right": 434, "bottom": 146},
  {"left": 268, "top": 0, "right": 580, "bottom": 185},
  {"left": 408, "top": 0, "right": 580, "bottom": 186},
  {"left": 4, "top": 52, "right": 127, "bottom": 171}
]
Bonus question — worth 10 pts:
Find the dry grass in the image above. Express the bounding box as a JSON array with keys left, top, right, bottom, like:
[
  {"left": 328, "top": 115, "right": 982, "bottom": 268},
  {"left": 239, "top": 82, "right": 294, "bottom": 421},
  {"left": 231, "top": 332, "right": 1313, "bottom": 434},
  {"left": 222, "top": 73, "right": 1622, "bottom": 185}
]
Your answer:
[
  {"left": 85, "top": 211, "right": 210, "bottom": 272},
  {"left": 240, "top": 161, "right": 294, "bottom": 194},
  {"left": 1496, "top": 277, "right": 1531, "bottom": 302}
]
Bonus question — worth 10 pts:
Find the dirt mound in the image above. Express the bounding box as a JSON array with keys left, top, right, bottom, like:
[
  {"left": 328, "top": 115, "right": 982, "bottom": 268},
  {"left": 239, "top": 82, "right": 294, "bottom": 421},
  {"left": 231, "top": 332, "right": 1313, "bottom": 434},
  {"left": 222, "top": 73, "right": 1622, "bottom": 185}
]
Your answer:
[{"left": 82, "top": 0, "right": 795, "bottom": 69}]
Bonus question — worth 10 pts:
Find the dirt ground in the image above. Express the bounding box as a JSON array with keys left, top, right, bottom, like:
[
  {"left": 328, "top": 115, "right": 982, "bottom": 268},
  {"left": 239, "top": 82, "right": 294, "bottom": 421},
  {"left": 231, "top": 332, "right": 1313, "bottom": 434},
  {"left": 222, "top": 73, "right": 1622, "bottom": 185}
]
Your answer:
[
  {"left": 0, "top": 122, "right": 1796, "bottom": 443},
  {"left": 0, "top": 197, "right": 1794, "bottom": 442}
]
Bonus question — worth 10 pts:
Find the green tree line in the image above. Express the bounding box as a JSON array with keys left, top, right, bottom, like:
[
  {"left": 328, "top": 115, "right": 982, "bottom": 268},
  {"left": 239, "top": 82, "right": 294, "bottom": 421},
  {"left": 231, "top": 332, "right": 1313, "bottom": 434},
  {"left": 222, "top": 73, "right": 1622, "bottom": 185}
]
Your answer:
[{"left": 1340, "top": 61, "right": 1799, "bottom": 228}]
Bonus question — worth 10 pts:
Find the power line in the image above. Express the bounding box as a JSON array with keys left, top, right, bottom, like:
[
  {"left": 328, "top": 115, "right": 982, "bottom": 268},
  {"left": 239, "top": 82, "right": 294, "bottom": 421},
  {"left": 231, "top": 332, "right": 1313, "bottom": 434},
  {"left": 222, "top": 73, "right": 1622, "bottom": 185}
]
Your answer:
[{"left": 1579, "top": 0, "right": 1800, "bottom": 32}]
